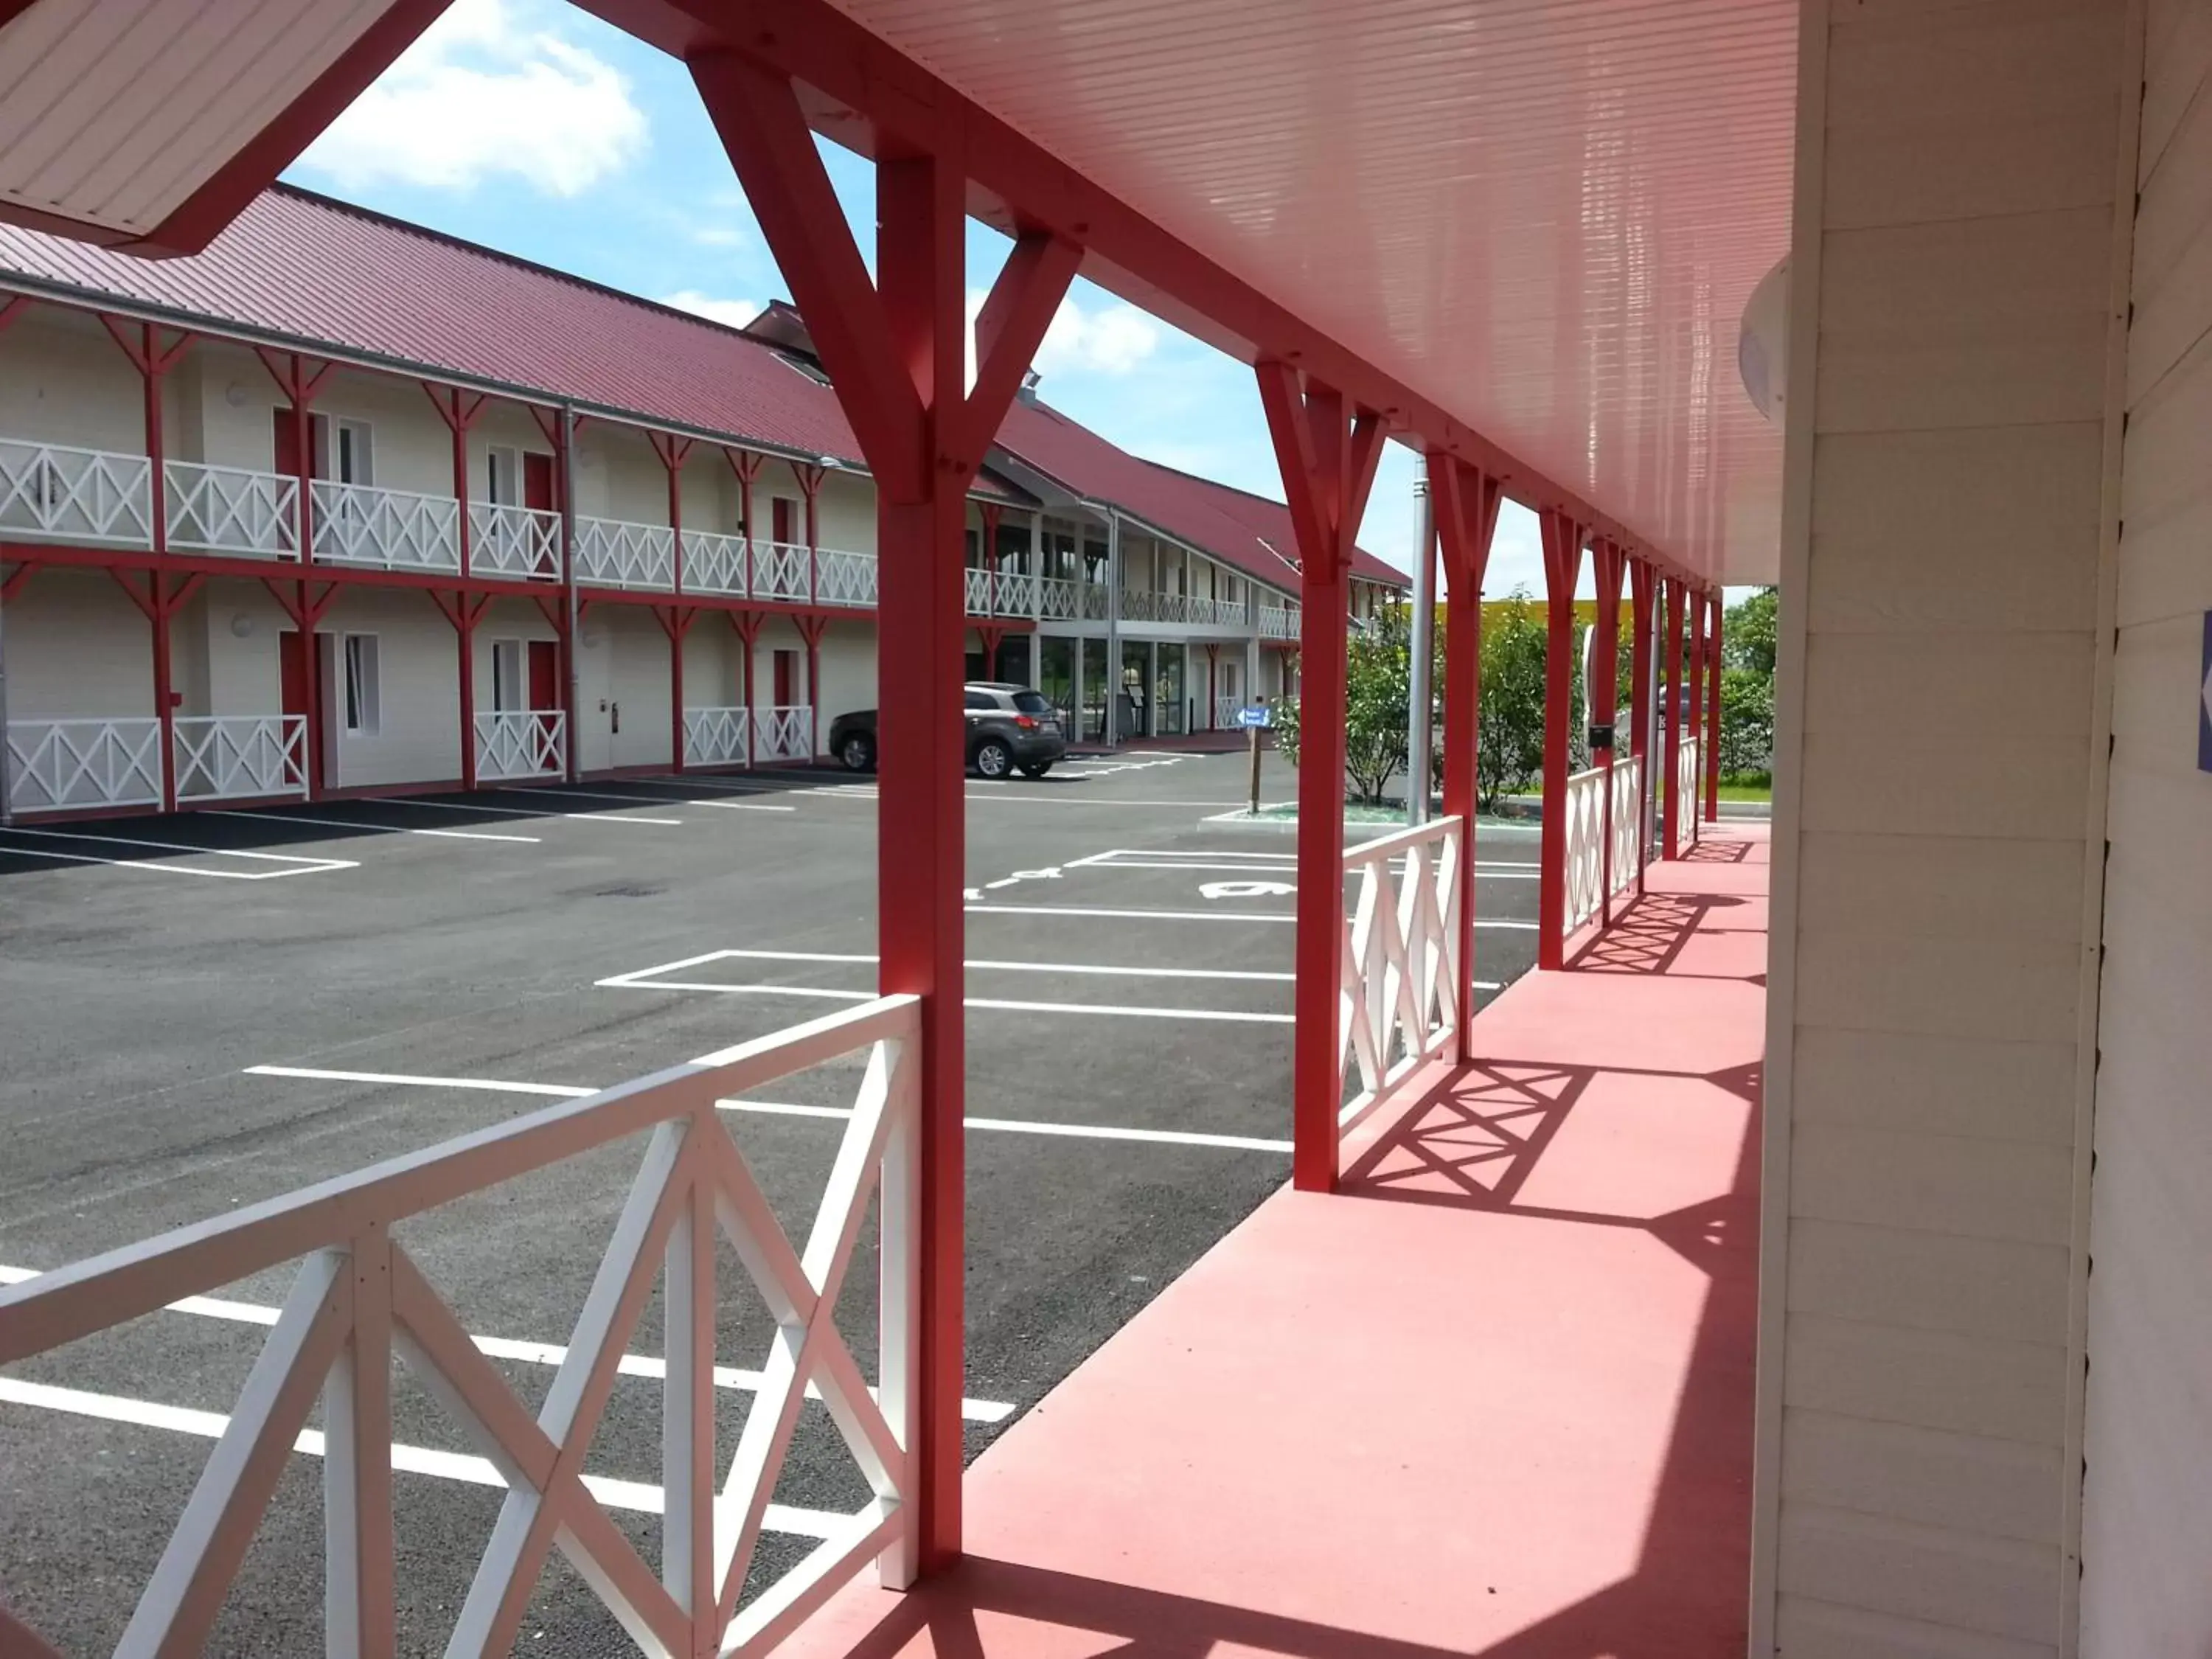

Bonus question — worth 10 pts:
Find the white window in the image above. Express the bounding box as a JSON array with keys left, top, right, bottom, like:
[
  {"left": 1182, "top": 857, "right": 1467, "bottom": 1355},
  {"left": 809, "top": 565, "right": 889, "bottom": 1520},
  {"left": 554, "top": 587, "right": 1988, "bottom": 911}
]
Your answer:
[
  {"left": 485, "top": 445, "right": 521, "bottom": 506},
  {"left": 490, "top": 639, "right": 524, "bottom": 713},
  {"left": 342, "top": 635, "right": 380, "bottom": 734},
  {"left": 312, "top": 415, "right": 374, "bottom": 484}
]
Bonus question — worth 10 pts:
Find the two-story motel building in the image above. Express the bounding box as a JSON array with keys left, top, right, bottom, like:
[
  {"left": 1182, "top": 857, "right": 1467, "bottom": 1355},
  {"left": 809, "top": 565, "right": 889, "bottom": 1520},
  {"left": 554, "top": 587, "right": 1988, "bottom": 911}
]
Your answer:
[{"left": 0, "top": 184, "right": 1404, "bottom": 819}]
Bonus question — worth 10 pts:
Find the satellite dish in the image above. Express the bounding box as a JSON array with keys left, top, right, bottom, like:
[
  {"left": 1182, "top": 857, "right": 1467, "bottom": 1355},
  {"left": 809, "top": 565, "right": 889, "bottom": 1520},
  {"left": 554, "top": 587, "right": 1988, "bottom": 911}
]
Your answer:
[{"left": 1738, "top": 256, "right": 1790, "bottom": 425}]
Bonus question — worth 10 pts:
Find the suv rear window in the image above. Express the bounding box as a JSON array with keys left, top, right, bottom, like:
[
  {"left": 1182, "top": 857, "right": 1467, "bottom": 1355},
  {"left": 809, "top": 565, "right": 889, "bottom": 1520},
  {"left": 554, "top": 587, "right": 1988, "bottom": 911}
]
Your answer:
[{"left": 1012, "top": 691, "right": 1054, "bottom": 716}]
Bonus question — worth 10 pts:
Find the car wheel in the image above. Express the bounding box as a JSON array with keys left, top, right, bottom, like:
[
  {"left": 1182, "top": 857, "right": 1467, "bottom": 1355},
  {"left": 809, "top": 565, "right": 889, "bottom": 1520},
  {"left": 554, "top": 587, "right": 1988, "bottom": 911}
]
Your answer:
[
  {"left": 973, "top": 738, "right": 1013, "bottom": 779},
  {"left": 1017, "top": 761, "right": 1053, "bottom": 779},
  {"left": 839, "top": 732, "right": 876, "bottom": 772}
]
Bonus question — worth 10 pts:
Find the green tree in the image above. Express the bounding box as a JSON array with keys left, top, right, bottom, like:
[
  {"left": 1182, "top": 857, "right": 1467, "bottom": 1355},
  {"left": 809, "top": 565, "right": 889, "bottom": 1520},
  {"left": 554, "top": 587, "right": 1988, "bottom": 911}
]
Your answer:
[
  {"left": 1719, "top": 664, "right": 1774, "bottom": 778},
  {"left": 1268, "top": 608, "right": 1417, "bottom": 806},
  {"left": 1724, "top": 586, "right": 1777, "bottom": 675},
  {"left": 1476, "top": 591, "right": 1548, "bottom": 811}
]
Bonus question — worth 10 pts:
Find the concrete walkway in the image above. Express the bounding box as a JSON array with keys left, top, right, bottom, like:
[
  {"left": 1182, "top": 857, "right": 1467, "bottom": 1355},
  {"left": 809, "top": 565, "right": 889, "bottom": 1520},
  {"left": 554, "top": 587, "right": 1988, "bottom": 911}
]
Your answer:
[{"left": 793, "top": 824, "right": 1768, "bottom": 1659}]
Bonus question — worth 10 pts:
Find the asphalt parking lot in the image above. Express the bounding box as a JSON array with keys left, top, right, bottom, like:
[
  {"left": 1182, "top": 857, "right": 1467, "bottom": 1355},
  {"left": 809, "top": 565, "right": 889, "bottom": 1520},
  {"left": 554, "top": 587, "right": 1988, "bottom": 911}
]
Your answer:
[{"left": 0, "top": 748, "right": 1540, "bottom": 1654}]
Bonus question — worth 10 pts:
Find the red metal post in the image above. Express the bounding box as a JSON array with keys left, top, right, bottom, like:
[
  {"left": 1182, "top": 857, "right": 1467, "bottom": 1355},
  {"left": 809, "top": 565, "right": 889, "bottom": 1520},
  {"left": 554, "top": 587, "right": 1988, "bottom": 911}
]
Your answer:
[
  {"left": 731, "top": 611, "right": 762, "bottom": 760},
  {"left": 1431, "top": 453, "right": 1500, "bottom": 1059},
  {"left": 1627, "top": 556, "right": 1655, "bottom": 896},
  {"left": 698, "top": 45, "right": 1077, "bottom": 1571},
  {"left": 792, "top": 459, "right": 825, "bottom": 606},
  {"left": 423, "top": 385, "right": 488, "bottom": 577},
  {"left": 1705, "top": 591, "right": 1724, "bottom": 822},
  {"left": 257, "top": 350, "right": 333, "bottom": 563},
  {"left": 1536, "top": 509, "right": 1585, "bottom": 970},
  {"left": 795, "top": 612, "right": 830, "bottom": 759},
  {"left": 1590, "top": 538, "right": 1624, "bottom": 928},
  {"left": 653, "top": 433, "right": 695, "bottom": 595},
  {"left": 1663, "top": 577, "right": 1686, "bottom": 859},
  {"left": 655, "top": 605, "right": 698, "bottom": 771},
  {"left": 101, "top": 318, "right": 192, "bottom": 558},
  {"left": 724, "top": 448, "right": 763, "bottom": 598},
  {"left": 1256, "top": 362, "right": 1384, "bottom": 1194},
  {"left": 432, "top": 591, "right": 491, "bottom": 789}
]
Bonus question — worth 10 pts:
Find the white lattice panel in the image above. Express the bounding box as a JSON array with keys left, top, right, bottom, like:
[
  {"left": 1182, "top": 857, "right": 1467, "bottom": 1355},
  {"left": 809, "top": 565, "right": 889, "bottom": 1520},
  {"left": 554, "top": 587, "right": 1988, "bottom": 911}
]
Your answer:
[
  {"left": 476, "top": 710, "right": 565, "bottom": 781},
  {"left": 4, "top": 716, "right": 162, "bottom": 810},
  {"left": 1608, "top": 754, "right": 1644, "bottom": 897},
  {"left": 1338, "top": 816, "right": 1465, "bottom": 1133},
  {"left": 1562, "top": 764, "right": 1607, "bottom": 936},
  {"left": 312, "top": 481, "right": 461, "bottom": 572},
  {"left": 0, "top": 437, "right": 152, "bottom": 548},
  {"left": 684, "top": 706, "right": 751, "bottom": 768},
  {"left": 470, "top": 502, "right": 561, "bottom": 581},
  {"left": 173, "top": 715, "right": 305, "bottom": 803},
  {"left": 164, "top": 461, "right": 298, "bottom": 560}
]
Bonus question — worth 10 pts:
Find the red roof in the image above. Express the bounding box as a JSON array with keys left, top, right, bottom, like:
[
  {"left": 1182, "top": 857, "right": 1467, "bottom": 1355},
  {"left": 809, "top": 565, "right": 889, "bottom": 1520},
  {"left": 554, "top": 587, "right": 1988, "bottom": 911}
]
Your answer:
[
  {"left": 996, "top": 397, "right": 1404, "bottom": 592},
  {"left": 0, "top": 182, "right": 1408, "bottom": 586}
]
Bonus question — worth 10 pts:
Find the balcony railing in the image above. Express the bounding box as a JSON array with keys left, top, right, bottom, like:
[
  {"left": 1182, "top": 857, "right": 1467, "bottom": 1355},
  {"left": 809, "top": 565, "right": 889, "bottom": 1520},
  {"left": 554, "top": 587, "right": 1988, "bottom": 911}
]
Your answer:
[
  {"left": 754, "top": 705, "right": 812, "bottom": 762},
  {"left": 313, "top": 479, "right": 461, "bottom": 572},
  {"left": 1338, "top": 816, "right": 1464, "bottom": 1137},
  {"left": 476, "top": 709, "right": 566, "bottom": 781},
  {"left": 1676, "top": 735, "right": 1702, "bottom": 849},
  {"left": 750, "top": 539, "right": 811, "bottom": 602},
  {"left": 1610, "top": 754, "right": 1645, "bottom": 897},
  {"left": 684, "top": 706, "right": 751, "bottom": 768},
  {"left": 0, "top": 994, "right": 925, "bottom": 1658},
  {"left": 4, "top": 717, "right": 163, "bottom": 812},
  {"left": 470, "top": 501, "right": 560, "bottom": 581},
  {"left": 0, "top": 438, "right": 153, "bottom": 548},
  {"left": 574, "top": 516, "right": 675, "bottom": 590},
  {"left": 815, "top": 546, "right": 877, "bottom": 608},
  {"left": 173, "top": 715, "right": 307, "bottom": 804},
  {"left": 1563, "top": 763, "right": 1608, "bottom": 936},
  {"left": 1258, "top": 604, "right": 1300, "bottom": 641},
  {"left": 1214, "top": 695, "right": 1244, "bottom": 729},
  {"left": 165, "top": 460, "right": 299, "bottom": 560},
  {"left": 1186, "top": 595, "right": 1251, "bottom": 628},
  {"left": 685, "top": 529, "right": 751, "bottom": 596}
]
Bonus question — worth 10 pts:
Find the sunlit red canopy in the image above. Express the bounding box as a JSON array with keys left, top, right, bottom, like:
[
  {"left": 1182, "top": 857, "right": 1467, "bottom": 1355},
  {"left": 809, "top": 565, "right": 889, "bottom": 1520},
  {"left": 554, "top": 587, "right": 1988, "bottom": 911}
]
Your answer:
[{"left": 0, "top": 0, "right": 1794, "bottom": 583}]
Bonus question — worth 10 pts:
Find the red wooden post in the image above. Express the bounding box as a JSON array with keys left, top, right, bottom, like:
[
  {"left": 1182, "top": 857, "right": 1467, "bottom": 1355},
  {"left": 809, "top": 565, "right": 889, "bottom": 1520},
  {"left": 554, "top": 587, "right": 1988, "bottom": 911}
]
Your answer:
[
  {"left": 980, "top": 503, "right": 1003, "bottom": 623},
  {"left": 725, "top": 448, "right": 764, "bottom": 598},
  {"left": 1536, "top": 509, "right": 1585, "bottom": 970},
  {"left": 653, "top": 433, "right": 695, "bottom": 595},
  {"left": 111, "top": 570, "right": 203, "bottom": 812},
  {"left": 795, "top": 612, "right": 831, "bottom": 759},
  {"left": 1590, "top": 538, "right": 1624, "bottom": 928},
  {"left": 791, "top": 459, "right": 826, "bottom": 606},
  {"left": 433, "top": 592, "right": 490, "bottom": 790},
  {"left": 1256, "top": 362, "right": 1385, "bottom": 1194},
  {"left": 100, "top": 317, "right": 192, "bottom": 558},
  {"left": 1431, "top": 453, "right": 1500, "bottom": 1059},
  {"left": 1663, "top": 576, "right": 1686, "bottom": 859},
  {"left": 1627, "top": 556, "right": 1656, "bottom": 896},
  {"left": 423, "top": 385, "right": 488, "bottom": 576},
  {"left": 731, "top": 610, "right": 763, "bottom": 762},
  {"left": 1704, "top": 591, "right": 1724, "bottom": 822},
  {"left": 257, "top": 349, "right": 333, "bottom": 563},
  {"left": 698, "top": 46, "right": 1077, "bottom": 1572},
  {"left": 655, "top": 605, "right": 698, "bottom": 771},
  {"left": 1686, "top": 579, "right": 1705, "bottom": 841}
]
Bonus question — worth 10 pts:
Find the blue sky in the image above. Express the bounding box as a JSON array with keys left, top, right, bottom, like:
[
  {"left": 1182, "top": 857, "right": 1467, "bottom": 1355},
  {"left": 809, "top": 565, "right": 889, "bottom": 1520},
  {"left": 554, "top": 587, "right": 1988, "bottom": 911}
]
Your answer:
[{"left": 280, "top": 0, "right": 1570, "bottom": 598}]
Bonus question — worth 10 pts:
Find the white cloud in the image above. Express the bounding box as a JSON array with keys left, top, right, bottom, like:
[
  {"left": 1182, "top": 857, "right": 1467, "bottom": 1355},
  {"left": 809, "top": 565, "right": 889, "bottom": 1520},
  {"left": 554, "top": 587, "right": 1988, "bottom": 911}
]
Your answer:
[
  {"left": 660, "top": 291, "right": 762, "bottom": 330},
  {"left": 962, "top": 287, "right": 1163, "bottom": 388},
  {"left": 296, "top": 0, "right": 646, "bottom": 197}
]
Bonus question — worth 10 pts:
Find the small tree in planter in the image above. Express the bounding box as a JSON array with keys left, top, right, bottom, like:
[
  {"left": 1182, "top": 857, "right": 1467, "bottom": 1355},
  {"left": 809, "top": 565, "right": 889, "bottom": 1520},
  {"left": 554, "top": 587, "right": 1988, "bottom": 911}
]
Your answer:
[
  {"left": 1266, "top": 605, "right": 1416, "bottom": 807},
  {"left": 1476, "top": 591, "right": 1548, "bottom": 812}
]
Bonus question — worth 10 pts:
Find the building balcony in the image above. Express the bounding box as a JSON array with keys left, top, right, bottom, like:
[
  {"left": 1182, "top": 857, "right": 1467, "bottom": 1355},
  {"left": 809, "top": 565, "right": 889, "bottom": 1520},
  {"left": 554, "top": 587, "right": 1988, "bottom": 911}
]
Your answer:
[{"left": 4, "top": 713, "right": 306, "bottom": 813}]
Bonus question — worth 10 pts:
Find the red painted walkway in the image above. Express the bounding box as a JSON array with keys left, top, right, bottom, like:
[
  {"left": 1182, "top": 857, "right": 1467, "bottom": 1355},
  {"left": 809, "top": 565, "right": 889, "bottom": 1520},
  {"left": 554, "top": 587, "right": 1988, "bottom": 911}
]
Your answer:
[{"left": 798, "top": 824, "right": 1767, "bottom": 1659}]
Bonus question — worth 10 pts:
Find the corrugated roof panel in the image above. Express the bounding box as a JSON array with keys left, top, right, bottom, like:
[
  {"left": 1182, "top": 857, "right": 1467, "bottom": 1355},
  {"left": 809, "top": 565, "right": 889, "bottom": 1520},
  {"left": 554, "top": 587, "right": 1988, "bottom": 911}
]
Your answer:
[
  {"left": 0, "top": 0, "right": 390, "bottom": 236},
  {"left": 824, "top": 0, "right": 1793, "bottom": 582}
]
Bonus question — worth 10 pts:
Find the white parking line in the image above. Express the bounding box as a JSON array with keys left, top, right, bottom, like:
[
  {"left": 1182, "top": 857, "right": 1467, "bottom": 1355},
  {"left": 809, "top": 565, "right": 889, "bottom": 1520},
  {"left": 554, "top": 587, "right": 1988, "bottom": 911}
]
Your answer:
[
  {"left": 497, "top": 786, "right": 704, "bottom": 814},
  {"left": 671, "top": 797, "right": 797, "bottom": 813},
  {"left": 217, "top": 810, "right": 540, "bottom": 844},
  {"left": 0, "top": 827, "right": 357, "bottom": 880},
  {"left": 966, "top": 902, "right": 1539, "bottom": 928},
  {"left": 612, "top": 980, "right": 1297, "bottom": 1023},
  {"left": 0, "top": 1264, "right": 1015, "bottom": 1423},
  {"left": 598, "top": 947, "right": 1293, "bottom": 984},
  {"left": 243, "top": 1062, "right": 1296, "bottom": 1152},
  {"left": 389, "top": 796, "right": 683, "bottom": 827},
  {"left": 0, "top": 1376, "right": 863, "bottom": 1533}
]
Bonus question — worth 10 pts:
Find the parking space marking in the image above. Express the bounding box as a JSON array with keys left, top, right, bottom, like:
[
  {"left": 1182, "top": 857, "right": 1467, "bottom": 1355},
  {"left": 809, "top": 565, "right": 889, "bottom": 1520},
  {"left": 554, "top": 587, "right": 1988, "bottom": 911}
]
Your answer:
[
  {"left": 0, "top": 827, "right": 357, "bottom": 880},
  {"left": 967, "top": 902, "right": 1538, "bottom": 928},
  {"left": 389, "top": 796, "right": 684, "bottom": 827},
  {"left": 242, "top": 1061, "right": 1299, "bottom": 1149},
  {"left": 217, "top": 810, "right": 542, "bottom": 845},
  {"left": 495, "top": 786, "right": 709, "bottom": 814},
  {"left": 0, "top": 1377, "right": 861, "bottom": 1534},
  {"left": 610, "top": 978, "right": 1298, "bottom": 1023},
  {"left": 0, "top": 1264, "right": 1015, "bottom": 1423},
  {"left": 598, "top": 947, "right": 1294, "bottom": 984},
  {"left": 535, "top": 783, "right": 796, "bottom": 813}
]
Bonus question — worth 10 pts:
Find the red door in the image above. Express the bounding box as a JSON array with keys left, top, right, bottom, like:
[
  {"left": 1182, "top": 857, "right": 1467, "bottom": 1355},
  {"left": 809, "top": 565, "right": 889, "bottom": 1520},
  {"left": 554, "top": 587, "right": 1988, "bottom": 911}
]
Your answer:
[
  {"left": 771, "top": 497, "right": 796, "bottom": 546},
  {"left": 272, "top": 409, "right": 300, "bottom": 477},
  {"left": 279, "top": 630, "right": 316, "bottom": 790},
  {"left": 528, "top": 639, "right": 561, "bottom": 765},
  {"left": 524, "top": 453, "right": 555, "bottom": 512},
  {"left": 773, "top": 648, "right": 796, "bottom": 708}
]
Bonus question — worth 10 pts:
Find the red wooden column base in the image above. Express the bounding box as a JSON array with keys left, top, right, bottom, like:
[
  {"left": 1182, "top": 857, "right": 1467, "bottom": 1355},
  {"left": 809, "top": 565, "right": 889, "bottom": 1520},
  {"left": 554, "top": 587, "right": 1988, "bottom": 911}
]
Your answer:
[
  {"left": 1256, "top": 363, "right": 1385, "bottom": 1195},
  {"left": 697, "top": 44, "right": 1078, "bottom": 1573},
  {"left": 1536, "top": 510, "right": 1586, "bottom": 970},
  {"left": 1430, "top": 453, "right": 1500, "bottom": 1060}
]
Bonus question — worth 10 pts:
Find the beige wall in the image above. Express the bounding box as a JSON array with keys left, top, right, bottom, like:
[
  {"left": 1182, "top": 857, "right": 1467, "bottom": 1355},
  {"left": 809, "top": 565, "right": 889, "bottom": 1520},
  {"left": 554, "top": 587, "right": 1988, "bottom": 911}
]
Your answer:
[
  {"left": 2078, "top": 0, "right": 2212, "bottom": 1649},
  {"left": 1759, "top": 1, "right": 2134, "bottom": 1653}
]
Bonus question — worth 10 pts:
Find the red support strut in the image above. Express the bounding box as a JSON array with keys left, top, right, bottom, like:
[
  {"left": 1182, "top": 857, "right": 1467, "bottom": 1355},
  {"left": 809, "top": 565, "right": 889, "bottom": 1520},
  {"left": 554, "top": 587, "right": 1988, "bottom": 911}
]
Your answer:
[
  {"left": 1536, "top": 509, "right": 1585, "bottom": 970},
  {"left": 697, "top": 44, "right": 1078, "bottom": 1577},
  {"left": 1430, "top": 453, "right": 1501, "bottom": 1058},
  {"left": 1256, "top": 361, "right": 1385, "bottom": 1194}
]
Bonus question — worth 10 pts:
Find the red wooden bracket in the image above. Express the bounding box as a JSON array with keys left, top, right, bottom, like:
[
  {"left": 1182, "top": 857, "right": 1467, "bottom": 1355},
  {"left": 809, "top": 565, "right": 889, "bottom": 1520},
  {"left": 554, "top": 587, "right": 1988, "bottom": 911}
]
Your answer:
[
  {"left": 108, "top": 567, "right": 156, "bottom": 621},
  {"left": 1430, "top": 453, "right": 1501, "bottom": 594},
  {"left": 1, "top": 559, "right": 36, "bottom": 602},
  {"left": 1540, "top": 508, "right": 1586, "bottom": 601},
  {"left": 98, "top": 316, "right": 192, "bottom": 378},
  {"left": 422, "top": 383, "right": 490, "bottom": 434},
  {"left": 967, "top": 230, "right": 1081, "bottom": 453},
  {"left": 528, "top": 406, "right": 566, "bottom": 449},
  {"left": 788, "top": 459, "right": 825, "bottom": 499},
  {"left": 648, "top": 431, "right": 695, "bottom": 473},
  {"left": 1256, "top": 363, "right": 1385, "bottom": 577},
  {"left": 721, "top": 446, "right": 764, "bottom": 484},
  {"left": 255, "top": 347, "right": 335, "bottom": 407},
  {"left": 794, "top": 612, "right": 830, "bottom": 647},
  {"left": 652, "top": 603, "right": 701, "bottom": 642},
  {"left": 0, "top": 295, "right": 29, "bottom": 335},
  {"left": 530, "top": 593, "right": 569, "bottom": 635},
  {"left": 729, "top": 609, "right": 765, "bottom": 645}
]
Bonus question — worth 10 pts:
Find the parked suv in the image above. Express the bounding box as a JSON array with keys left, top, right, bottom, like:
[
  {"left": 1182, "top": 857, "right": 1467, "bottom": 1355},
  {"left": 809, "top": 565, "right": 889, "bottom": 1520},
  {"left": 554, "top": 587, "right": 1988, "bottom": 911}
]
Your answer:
[{"left": 828, "top": 683, "right": 1067, "bottom": 779}]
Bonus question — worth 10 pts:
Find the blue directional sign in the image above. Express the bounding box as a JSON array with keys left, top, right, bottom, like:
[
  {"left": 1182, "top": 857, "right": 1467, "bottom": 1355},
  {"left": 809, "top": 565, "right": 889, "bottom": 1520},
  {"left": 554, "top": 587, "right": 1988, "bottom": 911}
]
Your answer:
[
  {"left": 2200, "top": 612, "right": 2212, "bottom": 773},
  {"left": 1237, "top": 705, "right": 1273, "bottom": 729}
]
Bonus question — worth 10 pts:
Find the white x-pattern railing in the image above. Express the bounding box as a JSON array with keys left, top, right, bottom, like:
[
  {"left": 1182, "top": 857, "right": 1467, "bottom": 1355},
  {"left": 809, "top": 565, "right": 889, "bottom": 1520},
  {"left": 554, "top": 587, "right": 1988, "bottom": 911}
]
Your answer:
[
  {"left": 470, "top": 502, "right": 561, "bottom": 581},
  {"left": 754, "top": 706, "right": 811, "bottom": 762},
  {"left": 1032, "top": 575, "right": 1082, "bottom": 620},
  {"left": 750, "top": 540, "right": 810, "bottom": 602},
  {"left": 0, "top": 995, "right": 923, "bottom": 1659},
  {"left": 1338, "top": 816, "right": 1465, "bottom": 1134},
  {"left": 476, "top": 710, "right": 566, "bottom": 781},
  {"left": 1609, "top": 754, "right": 1644, "bottom": 897},
  {"left": 1562, "top": 763, "right": 1608, "bottom": 938},
  {"left": 575, "top": 517, "right": 675, "bottom": 590},
  {"left": 1677, "top": 735, "right": 1703, "bottom": 849},
  {"left": 815, "top": 547, "right": 877, "bottom": 608},
  {"left": 165, "top": 460, "right": 300, "bottom": 560},
  {"left": 173, "top": 715, "right": 307, "bottom": 804},
  {"left": 684, "top": 706, "right": 751, "bottom": 768},
  {"left": 685, "top": 530, "right": 751, "bottom": 596},
  {"left": 4, "top": 717, "right": 163, "bottom": 811},
  {"left": 0, "top": 437, "right": 153, "bottom": 548},
  {"left": 311, "top": 480, "right": 461, "bottom": 572},
  {"left": 1258, "top": 605, "right": 1300, "bottom": 641}
]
